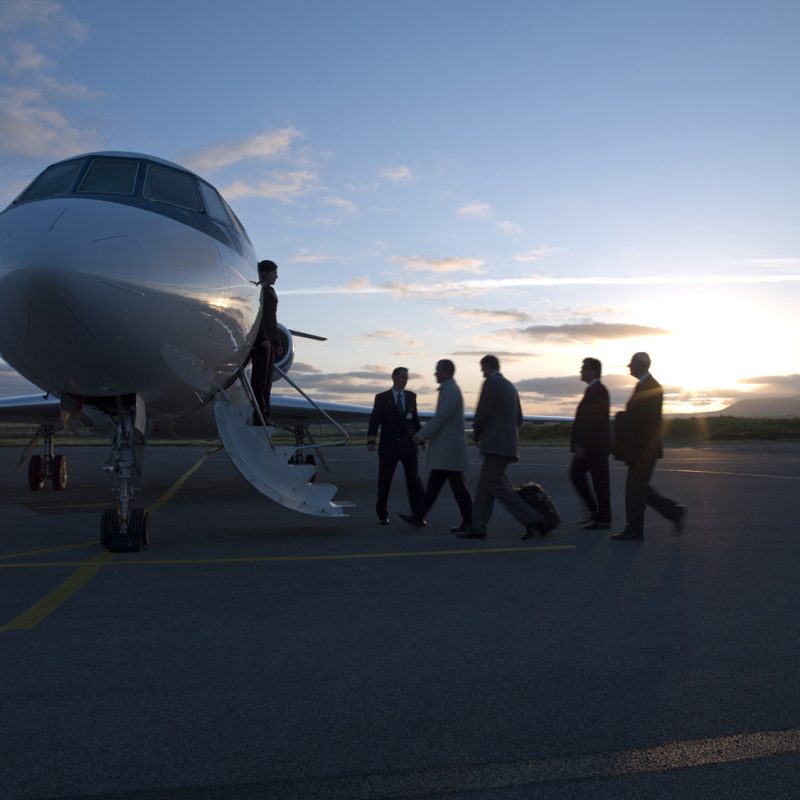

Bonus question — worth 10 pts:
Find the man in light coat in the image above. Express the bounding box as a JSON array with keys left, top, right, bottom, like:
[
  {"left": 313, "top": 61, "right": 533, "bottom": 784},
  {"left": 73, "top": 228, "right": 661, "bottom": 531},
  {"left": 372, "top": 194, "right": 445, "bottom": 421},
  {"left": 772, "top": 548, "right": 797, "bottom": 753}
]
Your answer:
[
  {"left": 398, "top": 360, "right": 472, "bottom": 531},
  {"left": 462, "top": 354, "right": 545, "bottom": 540}
]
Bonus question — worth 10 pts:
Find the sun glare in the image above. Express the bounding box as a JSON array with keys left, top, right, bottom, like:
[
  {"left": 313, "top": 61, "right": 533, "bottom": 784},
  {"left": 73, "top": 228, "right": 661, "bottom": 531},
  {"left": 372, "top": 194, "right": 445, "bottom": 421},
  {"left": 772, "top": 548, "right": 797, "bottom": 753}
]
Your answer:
[{"left": 648, "top": 292, "right": 770, "bottom": 413}]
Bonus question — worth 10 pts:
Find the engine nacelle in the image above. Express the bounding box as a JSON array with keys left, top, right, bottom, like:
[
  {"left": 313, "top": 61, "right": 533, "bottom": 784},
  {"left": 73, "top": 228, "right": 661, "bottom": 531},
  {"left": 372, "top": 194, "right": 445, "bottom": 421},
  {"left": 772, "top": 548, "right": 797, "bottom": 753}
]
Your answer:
[{"left": 274, "top": 324, "right": 295, "bottom": 381}]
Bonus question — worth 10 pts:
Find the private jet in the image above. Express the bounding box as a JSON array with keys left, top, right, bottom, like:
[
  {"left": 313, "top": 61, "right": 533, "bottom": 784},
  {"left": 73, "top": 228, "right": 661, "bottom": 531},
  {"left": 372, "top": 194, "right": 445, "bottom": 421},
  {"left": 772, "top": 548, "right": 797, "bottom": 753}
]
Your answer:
[
  {"left": 0, "top": 151, "right": 370, "bottom": 552},
  {"left": 0, "top": 151, "right": 569, "bottom": 553}
]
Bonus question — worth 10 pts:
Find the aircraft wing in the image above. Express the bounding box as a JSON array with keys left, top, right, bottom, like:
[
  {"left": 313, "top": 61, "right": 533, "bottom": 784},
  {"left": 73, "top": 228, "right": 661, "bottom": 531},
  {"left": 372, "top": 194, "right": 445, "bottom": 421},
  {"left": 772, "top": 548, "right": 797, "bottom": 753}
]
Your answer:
[{"left": 0, "top": 393, "right": 62, "bottom": 425}]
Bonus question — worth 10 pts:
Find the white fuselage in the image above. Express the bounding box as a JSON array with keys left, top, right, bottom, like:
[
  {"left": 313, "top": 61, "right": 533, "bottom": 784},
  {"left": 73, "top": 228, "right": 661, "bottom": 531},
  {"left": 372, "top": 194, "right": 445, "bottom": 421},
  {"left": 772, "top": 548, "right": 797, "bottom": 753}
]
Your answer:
[{"left": 0, "top": 193, "right": 259, "bottom": 419}]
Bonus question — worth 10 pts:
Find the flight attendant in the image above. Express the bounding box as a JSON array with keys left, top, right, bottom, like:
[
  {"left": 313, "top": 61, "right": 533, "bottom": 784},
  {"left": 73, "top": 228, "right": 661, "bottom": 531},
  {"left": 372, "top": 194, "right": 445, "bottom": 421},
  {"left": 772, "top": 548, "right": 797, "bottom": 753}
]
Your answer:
[{"left": 250, "top": 260, "right": 283, "bottom": 422}]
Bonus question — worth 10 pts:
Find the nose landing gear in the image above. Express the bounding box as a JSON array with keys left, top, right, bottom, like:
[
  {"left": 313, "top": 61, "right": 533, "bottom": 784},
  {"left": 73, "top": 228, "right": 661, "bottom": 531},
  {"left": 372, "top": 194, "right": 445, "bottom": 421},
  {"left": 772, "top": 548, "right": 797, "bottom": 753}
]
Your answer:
[
  {"left": 99, "top": 396, "right": 149, "bottom": 552},
  {"left": 26, "top": 426, "right": 68, "bottom": 491}
]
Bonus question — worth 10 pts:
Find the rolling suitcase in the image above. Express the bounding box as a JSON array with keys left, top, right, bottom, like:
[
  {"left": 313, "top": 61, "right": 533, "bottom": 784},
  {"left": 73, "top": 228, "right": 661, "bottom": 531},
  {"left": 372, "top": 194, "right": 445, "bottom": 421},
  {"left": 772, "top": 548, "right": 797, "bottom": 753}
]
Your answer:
[{"left": 515, "top": 482, "right": 560, "bottom": 535}]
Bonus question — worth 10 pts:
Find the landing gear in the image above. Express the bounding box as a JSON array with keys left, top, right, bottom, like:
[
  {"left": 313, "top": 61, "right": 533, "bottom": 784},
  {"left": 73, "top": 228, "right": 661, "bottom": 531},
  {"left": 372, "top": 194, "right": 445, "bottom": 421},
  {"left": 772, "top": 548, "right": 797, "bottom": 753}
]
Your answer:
[
  {"left": 26, "top": 426, "right": 67, "bottom": 491},
  {"left": 28, "top": 454, "right": 45, "bottom": 490},
  {"left": 53, "top": 453, "right": 68, "bottom": 490},
  {"left": 99, "top": 395, "right": 149, "bottom": 552},
  {"left": 100, "top": 506, "right": 149, "bottom": 552}
]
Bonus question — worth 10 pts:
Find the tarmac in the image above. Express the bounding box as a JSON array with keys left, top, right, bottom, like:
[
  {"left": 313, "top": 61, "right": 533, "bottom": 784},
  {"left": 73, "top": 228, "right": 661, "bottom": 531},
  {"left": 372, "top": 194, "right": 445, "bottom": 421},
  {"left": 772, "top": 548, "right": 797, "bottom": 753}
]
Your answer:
[{"left": 1, "top": 441, "right": 800, "bottom": 800}]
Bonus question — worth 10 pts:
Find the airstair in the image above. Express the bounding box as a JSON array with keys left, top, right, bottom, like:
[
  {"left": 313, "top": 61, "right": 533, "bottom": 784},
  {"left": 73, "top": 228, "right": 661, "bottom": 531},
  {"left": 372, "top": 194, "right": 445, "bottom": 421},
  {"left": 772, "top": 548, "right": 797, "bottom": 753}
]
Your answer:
[{"left": 213, "top": 368, "right": 354, "bottom": 517}]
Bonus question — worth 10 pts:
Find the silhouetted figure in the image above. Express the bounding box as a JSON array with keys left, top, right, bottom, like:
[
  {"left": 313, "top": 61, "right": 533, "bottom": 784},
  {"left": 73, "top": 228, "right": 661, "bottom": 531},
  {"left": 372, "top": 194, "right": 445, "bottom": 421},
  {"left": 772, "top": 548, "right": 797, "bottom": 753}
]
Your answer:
[
  {"left": 569, "top": 357, "right": 612, "bottom": 530},
  {"left": 367, "top": 367, "right": 425, "bottom": 524},
  {"left": 612, "top": 352, "right": 686, "bottom": 540},
  {"left": 250, "top": 260, "right": 283, "bottom": 422},
  {"left": 399, "top": 359, "right": 472, "bottom": 531},
  {"left": 462, "top": 354, "right": 545, "bottom": 540}
]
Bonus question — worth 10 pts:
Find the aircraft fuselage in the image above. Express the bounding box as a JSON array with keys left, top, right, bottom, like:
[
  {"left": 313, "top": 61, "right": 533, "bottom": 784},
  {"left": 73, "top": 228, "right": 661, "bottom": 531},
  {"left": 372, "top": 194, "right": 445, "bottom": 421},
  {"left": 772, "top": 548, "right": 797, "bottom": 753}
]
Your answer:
[{"left": 0, "top": 152, "right": 260, "bottom": 419}]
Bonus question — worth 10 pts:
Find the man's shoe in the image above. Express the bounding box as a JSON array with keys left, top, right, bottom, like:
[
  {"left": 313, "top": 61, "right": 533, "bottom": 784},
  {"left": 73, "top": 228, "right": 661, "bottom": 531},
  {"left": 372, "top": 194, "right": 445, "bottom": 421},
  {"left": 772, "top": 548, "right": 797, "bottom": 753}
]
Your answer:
[
  {"left": 399, "top": 513, "right": 427, "bottom": 529},
  {"left": 583, "top": 521, "right": 611, "bottom": 530},
  {"left": 576, "top": 515, "right": 596, "bottom": 525},
  {"left": 449, "top": 522, "right": 471, "bottom": 533},
  {"left": 611, "top": 529, "right": 644, "bottom": 540},
  {"left": 378, "top": 516, "right": 390, "bottom": 525},
  {"left": 673, "top": 505, "right": 687, "bottom": 536},
  {"left": 522, "top": 523, "right": 550, "bottom": 540},
  {"left": 457, "top": 529, "right": 486, "bottom": 539}
]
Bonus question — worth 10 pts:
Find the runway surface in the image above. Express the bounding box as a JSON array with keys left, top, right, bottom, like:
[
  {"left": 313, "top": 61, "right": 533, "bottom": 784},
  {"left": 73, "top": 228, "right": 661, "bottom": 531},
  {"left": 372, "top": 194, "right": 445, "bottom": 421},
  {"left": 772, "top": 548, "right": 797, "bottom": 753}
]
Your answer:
[{"left": 1, "top": 442, "right": 799, "bottom": 799}]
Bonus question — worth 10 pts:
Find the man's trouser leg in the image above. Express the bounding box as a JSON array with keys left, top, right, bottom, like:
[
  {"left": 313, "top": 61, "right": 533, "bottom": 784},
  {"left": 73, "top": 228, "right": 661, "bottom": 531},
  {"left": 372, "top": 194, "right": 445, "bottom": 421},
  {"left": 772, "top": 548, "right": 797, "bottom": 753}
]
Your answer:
[
  {"left": 376, "top": 455, "right": 398, "bottom": 520},
  {"left": 625, "top": 458, "right": 656, "bottom": 534},
  {"left": 569, "top": 455, "right": 597, "bottom": 517}
]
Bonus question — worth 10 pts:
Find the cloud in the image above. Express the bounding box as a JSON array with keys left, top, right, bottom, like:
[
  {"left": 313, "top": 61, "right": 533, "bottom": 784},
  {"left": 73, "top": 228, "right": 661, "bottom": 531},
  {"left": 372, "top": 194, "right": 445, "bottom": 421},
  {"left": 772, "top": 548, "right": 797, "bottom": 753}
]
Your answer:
[
  {"left": 0, "top": 5, "right": 101, "bottom": 160},
  {"left": 389, "top": 255, "right": 485, "bottom": 274},
  {"left": 512, "top": 322, "right": 670, "bottom": 343},
  {"left": 378, "top": 165, "right": 413, "bottom": 181},
  {"left": 739, "top": 374, "right": 800, "bottom": 393},
  {"left": 184, "top": 127, "right": 300, "bottom": 173},
  {"left": 280, "top": 271, "right": 800, "bottom": 300},
  {"left": 219, "top": 170, "right": 319, "bottom": 203},
  {"left": 325, "top": 195, "right": 358, "bottom": 215},
  {"left": 449, "top": 350, "right": 540, "bottom": 361},
  {"left": 441, "top": 307, "right": 532, "bottom": 323},
  {"left": 513, "top": 245, "right": 567, "bottom": 262},
  {"left": 456, "top": 202, "right": 492, "bottom": 217},
  {"left": 0, "top": 1, "right": 89, "bottom": 42},
  {"left": 0, "top": 86, "right": 100, "bottom": 159},
  {"left": 288, "top": 249, "right": 331, "bottom": 264},
  {"left": 496, "top": 220, "right": 524, "bottom": 235},
  {"left": 357, "top": 329, "right": 425, "bottom": 348}
]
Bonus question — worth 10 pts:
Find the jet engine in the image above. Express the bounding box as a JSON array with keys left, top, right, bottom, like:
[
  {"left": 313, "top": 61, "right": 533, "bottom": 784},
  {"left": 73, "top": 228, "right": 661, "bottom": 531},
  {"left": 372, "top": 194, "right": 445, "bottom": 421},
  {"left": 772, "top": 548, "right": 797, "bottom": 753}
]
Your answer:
[{"left": 274, "top": 323, "right": 295, "bottom": 379}]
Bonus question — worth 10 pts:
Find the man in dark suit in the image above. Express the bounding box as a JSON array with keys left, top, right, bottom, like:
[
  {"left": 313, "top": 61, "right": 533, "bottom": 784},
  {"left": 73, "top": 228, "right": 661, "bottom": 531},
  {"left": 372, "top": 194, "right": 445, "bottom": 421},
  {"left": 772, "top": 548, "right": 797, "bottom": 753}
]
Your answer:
[
  {"left": 612, "top": 352, "right": 686, "bottom": 540},
  {"left": 460, "top": 354, "right": 545, "bottom": 540},
  {"left": 569, "top": 357, "right": 612, "bottom": 530},
  {"left": 367, "top": 367, "right": 425, "bottom": 524}
]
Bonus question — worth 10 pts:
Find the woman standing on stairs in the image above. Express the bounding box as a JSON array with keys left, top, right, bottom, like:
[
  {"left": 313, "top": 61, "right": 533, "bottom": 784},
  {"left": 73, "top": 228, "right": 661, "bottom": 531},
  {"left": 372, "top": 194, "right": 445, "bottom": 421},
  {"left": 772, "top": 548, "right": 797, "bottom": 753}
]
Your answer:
[{"left": 250, "top": 259, "right": 284, "bottom": 423}]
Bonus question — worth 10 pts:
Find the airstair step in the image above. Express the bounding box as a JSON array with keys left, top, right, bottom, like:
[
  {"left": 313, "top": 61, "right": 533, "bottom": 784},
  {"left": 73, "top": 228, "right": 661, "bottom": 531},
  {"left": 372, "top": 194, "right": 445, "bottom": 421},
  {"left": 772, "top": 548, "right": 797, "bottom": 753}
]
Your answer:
[{"left": 213, "top": 383, "right": 353, "bottom": 517}]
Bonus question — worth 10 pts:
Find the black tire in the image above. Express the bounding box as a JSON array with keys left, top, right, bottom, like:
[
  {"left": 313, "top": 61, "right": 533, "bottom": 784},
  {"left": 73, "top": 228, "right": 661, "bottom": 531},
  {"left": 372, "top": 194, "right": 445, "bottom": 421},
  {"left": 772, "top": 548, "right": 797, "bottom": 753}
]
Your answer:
[
  {"left": 28, "top": 455, "right": 45, "bottom": 491},
  {"left": 127, "top": 508, "right": 147, "bottom": 552},
  {"left": 52, "top": 454, "right": 68, "bottom": 491},
  {"left": 100, "top": 508, "right": 120, "bottom": 549}
]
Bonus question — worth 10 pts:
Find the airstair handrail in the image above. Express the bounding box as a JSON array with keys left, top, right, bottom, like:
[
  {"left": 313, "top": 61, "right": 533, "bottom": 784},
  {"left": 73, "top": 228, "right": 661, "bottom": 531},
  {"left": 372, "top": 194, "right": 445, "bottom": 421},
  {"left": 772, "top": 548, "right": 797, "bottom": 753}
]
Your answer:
[
  {"left": 273, "top": 364, "right": 350, "bottom": 449},
  {"left": 232, "top": 365, "right": 349, "bottom": 451}
]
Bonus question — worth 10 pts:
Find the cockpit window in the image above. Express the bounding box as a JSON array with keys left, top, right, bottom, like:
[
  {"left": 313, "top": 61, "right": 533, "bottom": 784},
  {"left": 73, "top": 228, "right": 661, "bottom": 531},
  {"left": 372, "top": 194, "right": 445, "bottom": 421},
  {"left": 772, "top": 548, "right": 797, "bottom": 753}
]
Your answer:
[
  {"left": 78, "top": 158, "right": 138, "bottom": 195},
  {"left": 17, "top": 159, "right": 85, "bottom": 202},
  {"left": 144, "top": 164, "right": 202, "bottom": 211},
  {"left": 199, "top": 181, "right": 229, "bottom": 222}
]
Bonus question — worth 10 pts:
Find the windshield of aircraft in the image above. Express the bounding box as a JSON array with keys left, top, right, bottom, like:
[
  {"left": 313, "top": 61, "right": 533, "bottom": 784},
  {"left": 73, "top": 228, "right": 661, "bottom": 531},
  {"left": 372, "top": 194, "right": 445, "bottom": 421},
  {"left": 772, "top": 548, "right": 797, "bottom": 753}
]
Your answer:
[
  {"left": 15, "top": 158, "right": 87, "bottom": 202},
  {"left": 144, "top": 164, "right": 203, "bottom": 211},
  {"left": 78, "top": 158, "right": 138, "bottom": 195},
  {"left": 10, "top": 155, "right": 251, "bottom": 247}
]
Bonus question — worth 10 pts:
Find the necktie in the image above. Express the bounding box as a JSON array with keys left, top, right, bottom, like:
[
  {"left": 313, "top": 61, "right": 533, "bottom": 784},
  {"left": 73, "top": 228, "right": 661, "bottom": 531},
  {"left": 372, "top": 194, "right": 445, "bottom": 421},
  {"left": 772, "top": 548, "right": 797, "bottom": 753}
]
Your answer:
[{"left": 396, "top": 392, "right": 404, "bottom": 414}]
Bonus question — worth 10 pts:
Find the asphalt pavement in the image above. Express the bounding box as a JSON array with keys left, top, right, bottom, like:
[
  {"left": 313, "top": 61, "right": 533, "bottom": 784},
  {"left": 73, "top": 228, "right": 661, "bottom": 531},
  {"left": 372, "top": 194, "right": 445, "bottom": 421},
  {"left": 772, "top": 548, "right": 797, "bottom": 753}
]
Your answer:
[{"left": 1, "top": 441, "right": 799, "bottom": 799}]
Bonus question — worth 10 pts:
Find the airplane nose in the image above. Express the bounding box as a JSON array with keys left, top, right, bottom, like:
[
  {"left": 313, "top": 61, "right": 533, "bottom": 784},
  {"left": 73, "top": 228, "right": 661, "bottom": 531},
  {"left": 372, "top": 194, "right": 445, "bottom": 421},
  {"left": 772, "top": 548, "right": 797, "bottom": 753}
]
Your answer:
[{"left": 0, "top": 202, "right": 149, "bottom": 394}]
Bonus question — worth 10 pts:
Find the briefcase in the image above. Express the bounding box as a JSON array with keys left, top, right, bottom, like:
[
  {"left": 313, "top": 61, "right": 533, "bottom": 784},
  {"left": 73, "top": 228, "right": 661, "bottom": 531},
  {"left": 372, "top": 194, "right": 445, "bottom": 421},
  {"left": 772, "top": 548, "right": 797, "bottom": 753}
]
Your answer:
[{"left": 515, "top": 482, "right": 561, "bottom": 534}]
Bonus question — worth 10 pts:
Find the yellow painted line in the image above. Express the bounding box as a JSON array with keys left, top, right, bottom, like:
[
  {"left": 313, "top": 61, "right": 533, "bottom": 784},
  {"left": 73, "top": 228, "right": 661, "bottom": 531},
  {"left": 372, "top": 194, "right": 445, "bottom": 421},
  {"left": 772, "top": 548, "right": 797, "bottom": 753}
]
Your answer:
[
  {"left": 0, "top": 544, "right": 574, "bottom": 569},
  {"left": 0, "top": 551, "right": 111, "bottom": 633},
  {"left": 147, "top": 445, "right": 223, "bottom": 516},
  {"left": 0, "top": 540, "right": 96, "bottom": 561}
]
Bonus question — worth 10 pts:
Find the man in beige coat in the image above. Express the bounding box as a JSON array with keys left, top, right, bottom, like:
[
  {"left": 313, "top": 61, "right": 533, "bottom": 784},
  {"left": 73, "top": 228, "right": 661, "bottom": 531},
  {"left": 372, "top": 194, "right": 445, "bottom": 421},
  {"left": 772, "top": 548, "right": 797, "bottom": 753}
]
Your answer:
[
  {"left": 462, "top": 354, "right": 545, "bottom": 540},
  {"left": 398, "top": 360, "right": 473, "bottom": 531}
]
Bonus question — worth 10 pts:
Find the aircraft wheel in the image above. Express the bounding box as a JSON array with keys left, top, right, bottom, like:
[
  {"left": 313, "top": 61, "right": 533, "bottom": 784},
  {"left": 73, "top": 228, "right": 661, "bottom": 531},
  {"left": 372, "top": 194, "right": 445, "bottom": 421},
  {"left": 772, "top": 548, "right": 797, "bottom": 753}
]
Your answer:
[
  {"left": 28, "top": 455, "right": 45, "bottom": 491},
  {"left": 52, "top": 454, "right": 68, "bottom": 490},
  {"left": 130, "top": 507, "right": 150, "bottom": 550},
  {"left": 100, "top": 508, "right": 120, "bottom": 549}
]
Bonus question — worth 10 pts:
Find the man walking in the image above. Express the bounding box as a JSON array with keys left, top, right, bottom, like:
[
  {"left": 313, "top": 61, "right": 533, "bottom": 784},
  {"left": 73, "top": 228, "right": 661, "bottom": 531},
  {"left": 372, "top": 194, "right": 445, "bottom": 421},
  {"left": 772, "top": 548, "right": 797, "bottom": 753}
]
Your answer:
[
  {"left": 569, "top": 357, "right": 612, "bottom": 530},
  {"left": 398, "top": 359, "right": 472, "bottom": 531},
  {"left": 367, "top": 367, "right": 425, "bottom": 525},
  {"left": 612, "top": 352, "right": 686, "bottom": 540},
  {"left": 462, "top": 354, "right": 545, "bottom": 540}
]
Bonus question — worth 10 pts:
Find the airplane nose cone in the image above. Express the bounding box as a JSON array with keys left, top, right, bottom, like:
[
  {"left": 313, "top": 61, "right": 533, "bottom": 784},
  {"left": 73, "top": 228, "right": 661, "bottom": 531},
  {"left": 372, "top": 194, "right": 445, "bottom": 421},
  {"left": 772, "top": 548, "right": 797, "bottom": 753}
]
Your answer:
[{"left": 0, "top": 200, "right": 148, "bottom": 394}]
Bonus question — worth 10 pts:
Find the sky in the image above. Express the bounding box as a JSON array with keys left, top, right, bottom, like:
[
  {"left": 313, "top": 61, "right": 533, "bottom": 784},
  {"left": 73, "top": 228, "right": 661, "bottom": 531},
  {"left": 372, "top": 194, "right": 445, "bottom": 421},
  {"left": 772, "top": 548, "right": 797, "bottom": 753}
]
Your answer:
[{"left": 1, "top": 0, "right": 799, "bottom": 416}]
